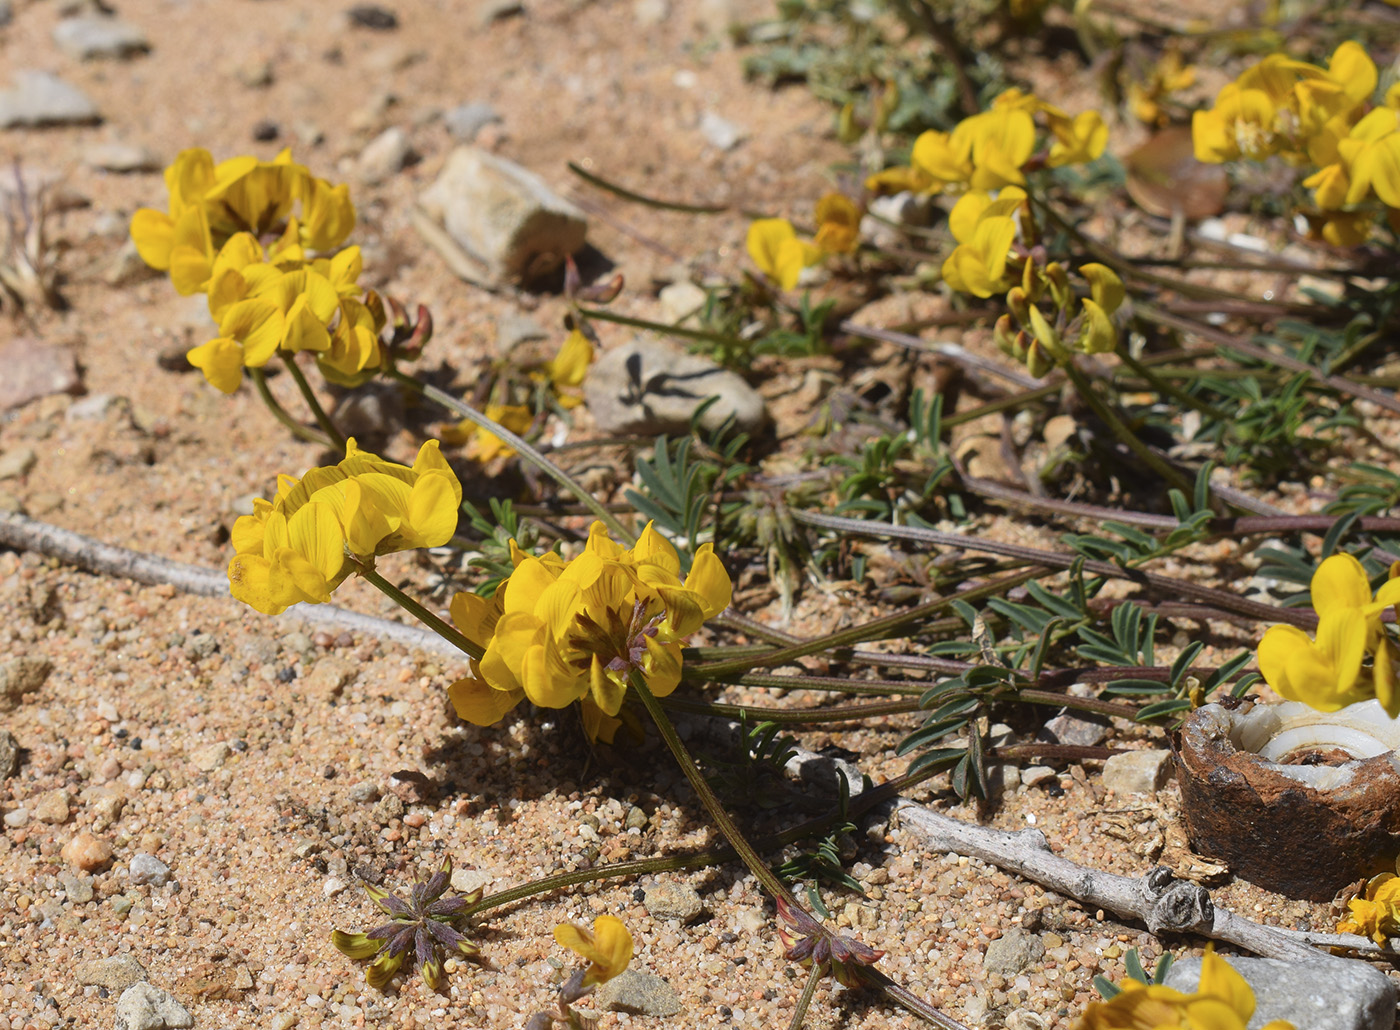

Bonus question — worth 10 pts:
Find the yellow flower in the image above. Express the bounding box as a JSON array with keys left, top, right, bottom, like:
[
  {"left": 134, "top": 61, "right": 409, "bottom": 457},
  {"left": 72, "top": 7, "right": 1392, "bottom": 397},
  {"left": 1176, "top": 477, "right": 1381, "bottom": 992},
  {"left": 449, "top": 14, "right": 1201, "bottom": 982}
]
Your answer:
[
  {"left": 447, "top": 522, "right": 732, "bottom": 741},
  {"left": 813, "top": 193, "right": 861, "bottom": 255},
  {"left": 228, "top": 440, "right": 461, "bottom": 615},
  {"left": 439, "top": 403, "right": 535, "bottom": 461},
  {"left": 1338, "top": 872, "right": 1400, "bottom": 944},
  {"left": 129, "top": 148, "right": 356, "bottom": 292},
  {"left": 186, "top": 236, "right": 374, "bottom": 393},
  {"left": 1047, "top": 110, "right": 1109, "bottom": 168},
  {"left": 941, "top": 188, "right": 1025, "bottom": 298},
  {"left": 746, "top": 218, "right": 820, "bottom": 290},
  {"left": 1130, "top": 49, "right": 1197, "bottom": 126},
  {"left": 1075, "top": 949, "right": 1295, "bottom": 1030},
  {"left": 1257, "top": 553, "right": 1400, "bottom": 716},
  {"left": 554, "top": 915, "right": 633, "bottom": 988},
  {"left": 538, "top": 330, "right": 594, "bottom": 409}
]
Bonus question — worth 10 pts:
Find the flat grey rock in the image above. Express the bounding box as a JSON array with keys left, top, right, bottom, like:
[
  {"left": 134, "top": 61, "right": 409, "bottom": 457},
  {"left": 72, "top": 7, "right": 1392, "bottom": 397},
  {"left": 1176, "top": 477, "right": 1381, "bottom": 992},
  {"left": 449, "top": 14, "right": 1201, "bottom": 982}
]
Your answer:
[
  {"left": 1037, "top": 710, "right": 1108, "bottom": 748},
  {"left": 1165, "top": 954, "right": 1395, "bottom": 1030},
  {"left": 1102, "top": 749, "right": 1173, "bottom": 795},
  {"left": 595, "top": 969, "right": 683, "bottom": 1016},
  {"left": 419, "top": 145, "right": 586, "bottom": 282},
  {"left": 0, "top": 71, "right": 100, "bottom": 128},
  {"left": 444, "top": 101, "right": 501, "bottom": 142},
  {"left": 0, "top": 446, "right": 36, "bottom": 481},
  {"left": 0, "top": 656, "right": 52, "bottom": 709},
  {"left": 114, "top": 982, "right": 193, "bottom": 1030},
  {"left": 52, "top": 16, "right": 149, "bottom": 60},
  {"left": 77, "top": 954, "right": 147, "bottom": 992},
  {"left": 84, "top": 143, "right": 161, "bottom": 173},
  {"left": 642, "top": 881, "right": 704, "bottom": 921},
  {"left": 982, "top": 927, "right": 1045, "bottom": 976},
  {"left": 357, "top": 126, "right": 412, "bottom": 184},
  {"left": 583, "top": 338, "right": 767, "bottom": 436},
  {"left": 0, "top": 729, "right": 17, "bottom": 779},
  {"left": 0, "top": 338, "right": 82, "bottom": 408},
  {"left": 128, "top": 853, "right": 172, "bottom": 887}
]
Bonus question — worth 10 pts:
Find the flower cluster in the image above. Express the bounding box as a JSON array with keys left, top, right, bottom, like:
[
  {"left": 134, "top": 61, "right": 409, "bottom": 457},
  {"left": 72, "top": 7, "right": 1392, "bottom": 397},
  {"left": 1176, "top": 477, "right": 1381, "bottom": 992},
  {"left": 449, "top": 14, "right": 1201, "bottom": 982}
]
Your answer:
[
  {"left": 228, "top": 439, "right": 462, "bottom": 615},
  {"left": 1256, "top": 553, "right": 1400, "bottom": 717},
  {"left": 1076, "top": 949, "right": 1294, "bottom": 1030},
  {"left": 447, "top": 522, "right": 731, "bottom": 742},
  {"left": 866, "top": 88, "right": 1107, "bottom": 198},
  {"left": 1337, "top": 871, "right": 1400, "bottom": 944},
  {"left": 331, "top": 858, "right": 483, "bottom": 991},
  {"left": 747, "top": 192, "right": 861, "bottom": 291},
  {"left": 130, "top": 149, "right": 393, "bottom": 393},
  {"left": 1129, "top": 48, "right": 1197, "bottom": 127},
  {"left": 1192, "top": 42, "right": 1398, "bottom": 245}
]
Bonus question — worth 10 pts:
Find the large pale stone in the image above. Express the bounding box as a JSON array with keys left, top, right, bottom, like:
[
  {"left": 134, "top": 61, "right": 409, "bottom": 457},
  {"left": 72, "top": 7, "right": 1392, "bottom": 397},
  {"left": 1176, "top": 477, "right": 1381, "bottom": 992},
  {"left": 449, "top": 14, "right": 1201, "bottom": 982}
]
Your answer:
[
  {"left": 419, "top": 146, "right": 587, "bottom": 282},
  {"left": 583, "top": 338, "right": 766, "bottom": 436}
]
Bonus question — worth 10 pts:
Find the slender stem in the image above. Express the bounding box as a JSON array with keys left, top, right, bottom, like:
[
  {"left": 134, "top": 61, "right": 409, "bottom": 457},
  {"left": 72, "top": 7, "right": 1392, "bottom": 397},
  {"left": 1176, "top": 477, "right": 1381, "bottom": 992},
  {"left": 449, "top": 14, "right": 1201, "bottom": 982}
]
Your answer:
[
  {"left": 1062, "top": 362, "right": 1199, "bottom": 499},
  {"left": 786, "top": 965, "right": 822, "bottom": 1030},
  {"left": 785, "top": 509, "right": 1318, "bottom": 629},
  {"left": 1113, "top": 347, "right": 1230, "bottom": 423},
  {"left": 659, "top": 693, "right": 922, "bottom": 723},
  {"left": 281, "top": 354, "right": 347, "bottom": 450},
  {"left": 688, "top": 569, "right": 1045, "bottom": 678},
  {"left": 249, "top": 368, "right": 332, "bottom": 447},
  {"left": 355, "top": 560, "right": 484, "bottom": 660},
  {"left": 856, "top": 966, "right": 972, "bottom": 1030},
  {"left": 387, "top": 368, "right": 634, "bottom": 544},
  {"left": 629, "top": 670, "right": 799, "bottom": 906}
]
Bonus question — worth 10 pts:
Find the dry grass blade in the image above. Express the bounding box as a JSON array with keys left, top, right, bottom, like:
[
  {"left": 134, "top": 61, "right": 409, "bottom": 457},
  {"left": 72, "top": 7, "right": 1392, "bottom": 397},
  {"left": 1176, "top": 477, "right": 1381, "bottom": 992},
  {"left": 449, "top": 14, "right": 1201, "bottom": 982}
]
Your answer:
[{"left": 0, "top": 163, "right": 64, "bottom": 313}]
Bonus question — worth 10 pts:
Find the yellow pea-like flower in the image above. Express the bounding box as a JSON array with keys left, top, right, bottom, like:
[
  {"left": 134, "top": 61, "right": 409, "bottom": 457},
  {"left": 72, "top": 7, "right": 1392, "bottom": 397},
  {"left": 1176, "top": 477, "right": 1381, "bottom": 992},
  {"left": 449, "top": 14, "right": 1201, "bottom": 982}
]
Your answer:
[
  {"left": 1074, "top": 949, "right": 1294, "bottom": 1030},
  {"left": 554, "top": 915, "right": 633, "bottom": 988},
  {"left": 746, "top": 218, "right": 820, "bottom": 290},
  {"left": 447, "top": 521, "right": 732, "bottom": 741},
  {"left": 1256, "top": 553, "right": 1400, "bottom": 716},
  {"left": 227, "top": 440, "right": 462, "bottom": 616},
  {"left": 941, "top": 188, "right": 1025, "bottom": 298}
]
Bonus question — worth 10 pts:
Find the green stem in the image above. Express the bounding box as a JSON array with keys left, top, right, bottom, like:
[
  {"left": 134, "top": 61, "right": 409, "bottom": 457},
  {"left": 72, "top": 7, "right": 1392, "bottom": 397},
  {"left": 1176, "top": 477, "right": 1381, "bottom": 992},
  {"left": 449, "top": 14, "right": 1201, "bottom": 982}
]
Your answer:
[
  {"left": 463, "top": 759, "right": 950, "bottom": 920},
  {"left": 628, "top": 670, "right": 799, "bottom": 906},
  {"left": 249, "top": 368, "right": 332, "bottom": 447},
  {"left": 355, "top": 561, "right": 484, "bottom": 660},
  {"left": 659, "top": 693, "right": 922, "bottom": 723},
  {"left": 388, "top": 368, "right": 634, "bottom": 544},
  {"left": 281, "top": 353, "right": 347, "bottom": 450},
  {"left": 687, "top": 569, "right": 1044, "bottom": 679},
  {"left": 1113, "top": 347, "right": 1230, "bottom": 424},
  {"left": 1062, "top": 362, "right": 1199, "bottom": 499},
  {"left": 787, "top": 964, "right": 822, "bottom": 1030}
]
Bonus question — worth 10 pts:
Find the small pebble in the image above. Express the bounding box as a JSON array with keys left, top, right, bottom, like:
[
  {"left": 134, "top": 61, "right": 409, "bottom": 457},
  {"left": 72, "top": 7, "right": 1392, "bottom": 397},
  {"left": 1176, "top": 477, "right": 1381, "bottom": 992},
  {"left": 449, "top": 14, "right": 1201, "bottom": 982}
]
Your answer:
[
  {"left": 128, "top": 852, "right": 172, "bottom": 886},
  {"left": 62, "top": 830, "right": 114, "bottom": 872}
]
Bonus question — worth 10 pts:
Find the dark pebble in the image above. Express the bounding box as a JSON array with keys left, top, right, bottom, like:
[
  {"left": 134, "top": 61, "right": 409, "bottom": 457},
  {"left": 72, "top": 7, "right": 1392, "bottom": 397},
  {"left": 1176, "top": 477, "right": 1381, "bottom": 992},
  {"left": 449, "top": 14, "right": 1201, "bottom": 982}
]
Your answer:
[
  {"left": 719, "top": 931, "right": 738, "bottom": 944},
  {"left": 322, "top": 765, "right": 337, "bottom": 779},
  {"left": 348, "top": 4, "right": 397, "bottom": 28},
  {"left": 232, "top": 739, "right": 249, "bottom": 752},
  {"left": 251, "top": 119, "right": 279, "bottom": 141},
  {"left": 277, "top": 667, "right": 296, "bottom": 683},
  {"left": 632, "top": 888, "right": 646, "bottom": 903},
  {"left": 113, "top": 728, "right": 128, "bottom": 738},
  {"left": 335, "top": 632, "right": 354, "bottom": 647},
  {"left": 129, "top": 738, "right": 142, "bottom": 750}
]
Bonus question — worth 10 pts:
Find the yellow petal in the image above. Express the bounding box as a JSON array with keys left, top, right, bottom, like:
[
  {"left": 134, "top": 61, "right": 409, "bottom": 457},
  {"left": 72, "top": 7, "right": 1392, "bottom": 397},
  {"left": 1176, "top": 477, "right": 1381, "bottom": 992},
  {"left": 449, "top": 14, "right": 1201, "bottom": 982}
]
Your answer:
[
  {"left": 1328, "top": 40, "right": 1377, "bottom": 109},
  {"left": 588, "top": 654, "right": 628, "bottom": 717},
  {"left": 1197, "top": 950, "right": 1255, "bottom": 1021},
  {"left": 1312, "top": 553, "right": 1372, "bottom": 616},
  {"left": 448, "top": 675, "right": 523, "bottom": 726},
  {"left": 450, "top": 591, "right": 502, "bottom": 646},
  {"left": 555, "top": 915, "right": 633, "bottom": 987},
  {"left": 684, "top": 544, "right": 732, "bottom": 616},
  {"left": 1080, "top": 263, "right": 1125, "bottom": 314},
  {"left": 1076, "top": 298, "right": 1117, "bottom": 355},
  {"left": 186, "top": 338, "right": 247, "bottom": 394},
  {"left": 129, "top": 209, "right": 175, "bottom": 270},
  {"left": 218, "top": 298, "right": 285, "bottom": 367}
]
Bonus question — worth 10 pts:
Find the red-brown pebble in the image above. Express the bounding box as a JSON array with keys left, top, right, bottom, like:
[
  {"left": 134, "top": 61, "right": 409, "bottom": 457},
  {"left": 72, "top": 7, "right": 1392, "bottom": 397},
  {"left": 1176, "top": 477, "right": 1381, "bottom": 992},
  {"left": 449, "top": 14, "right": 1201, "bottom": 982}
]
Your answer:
[{"left": 61, "top": 831, "right": 114, "bottom": 872}]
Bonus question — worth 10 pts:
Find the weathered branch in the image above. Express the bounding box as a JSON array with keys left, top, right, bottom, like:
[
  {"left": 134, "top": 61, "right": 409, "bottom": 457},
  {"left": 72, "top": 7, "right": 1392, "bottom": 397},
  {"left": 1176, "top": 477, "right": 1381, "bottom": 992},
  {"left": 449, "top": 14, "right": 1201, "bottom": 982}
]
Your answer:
[
  {"left": 892, "top": 802, "right": 1387, "bottom": 963},
  {"left": 0, "top": 511, "right": 463, "bottom": 660}
]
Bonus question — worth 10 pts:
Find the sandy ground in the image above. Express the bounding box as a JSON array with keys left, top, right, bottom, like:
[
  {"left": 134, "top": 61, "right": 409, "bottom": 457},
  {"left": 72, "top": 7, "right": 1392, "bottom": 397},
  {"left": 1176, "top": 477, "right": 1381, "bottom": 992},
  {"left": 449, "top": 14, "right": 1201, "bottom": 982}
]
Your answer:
[{"left": 0, "top": 0, "right": 1380, "bottom": 1028}]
